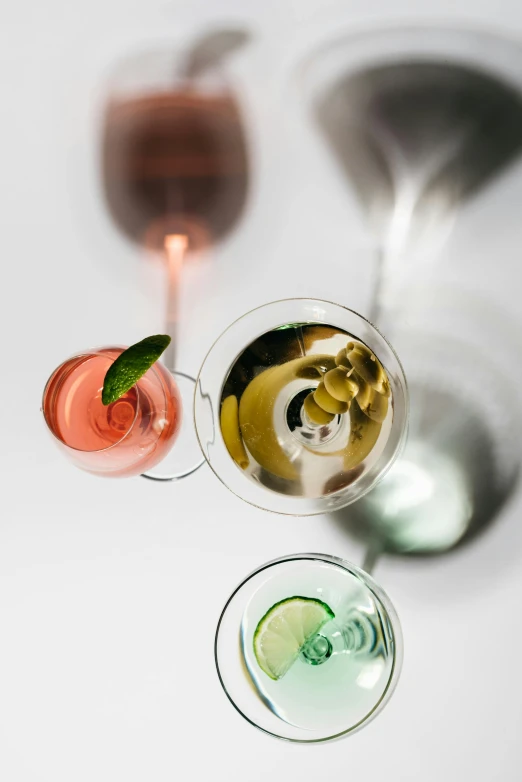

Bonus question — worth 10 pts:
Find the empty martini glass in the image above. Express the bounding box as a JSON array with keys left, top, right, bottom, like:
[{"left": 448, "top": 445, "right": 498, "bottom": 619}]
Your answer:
[{"left": 194, "top": 298, "right": 408, "bottom": 740}]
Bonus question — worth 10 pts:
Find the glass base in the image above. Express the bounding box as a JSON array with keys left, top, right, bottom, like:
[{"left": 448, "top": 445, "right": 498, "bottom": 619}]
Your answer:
[{"left": 141, "top": 371, "right": 205, "bottom": 481}]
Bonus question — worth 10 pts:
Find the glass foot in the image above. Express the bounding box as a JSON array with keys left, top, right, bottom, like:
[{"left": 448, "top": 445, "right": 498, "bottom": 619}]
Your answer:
[{"left": 141, "top": 371, "right": 205, "bottom": 481}]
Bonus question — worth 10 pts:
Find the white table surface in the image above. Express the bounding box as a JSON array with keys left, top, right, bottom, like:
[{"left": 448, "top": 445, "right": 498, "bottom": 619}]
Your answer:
[{"left": 2, "top": 1, "right": 522, "bottom": 780}]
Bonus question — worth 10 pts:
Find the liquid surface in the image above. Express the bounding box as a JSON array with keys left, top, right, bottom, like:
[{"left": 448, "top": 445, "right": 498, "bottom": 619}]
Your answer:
[
  {"left": 43, "top": 349, "right": 181, "bottom": 476},
  {"left": 219, "top": 323, "right": 393, "bottom": 500}
]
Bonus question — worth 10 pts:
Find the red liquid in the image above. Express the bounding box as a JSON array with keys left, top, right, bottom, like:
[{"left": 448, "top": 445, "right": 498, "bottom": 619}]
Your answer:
[
  {"left": 43, "top": 349, "right": 181, "bottom": 477},
  {"left": 102, "top": 90, "right": 249, "bottom": 251}
]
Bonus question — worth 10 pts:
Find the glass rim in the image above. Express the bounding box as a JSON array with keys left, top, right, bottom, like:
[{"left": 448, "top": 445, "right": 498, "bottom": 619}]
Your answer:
[
  {"left": 41, "top": 347, "right": 150, "bottom": 455},
  {"left": 194, "top": 297, "right": 409, "bottom": 516},
  {"left": 214, "top": 551, "right": 404, "bottom": 743},
  {"left": 101, "top": 41, "right": 231, "bottom": 104},
  {"left": 295, "top": 18, "right": 522, "bottom": 67},
  {"left": 200, "top": 295, "right": 404, "bottom": 364},
  {"left": 292, "top": 19, "right": 522, "bottom": 102}
]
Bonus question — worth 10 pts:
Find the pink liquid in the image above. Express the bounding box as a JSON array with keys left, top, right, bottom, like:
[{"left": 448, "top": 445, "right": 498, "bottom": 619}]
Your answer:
[{"left": 43, "top": 348, "right": 181, "bottom": 477}]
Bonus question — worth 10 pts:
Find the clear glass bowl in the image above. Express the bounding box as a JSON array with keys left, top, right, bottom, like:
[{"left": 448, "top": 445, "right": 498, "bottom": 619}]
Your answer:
[
  {"left": 42, "top": 347, "right": 181, "bottom": 477},
  {"left": 194, "top": 298, "right": 408, "bottom": 515},
  {"left": 215, "top": 553, "right": 403, "bottom": 742}
]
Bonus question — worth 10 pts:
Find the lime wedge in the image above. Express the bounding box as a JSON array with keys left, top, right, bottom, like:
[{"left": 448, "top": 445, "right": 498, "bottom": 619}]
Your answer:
[
  {"left": 102, "top": 335, "right": 171, "bottom": 406},
  {"left": 253, "top": 596, "right": 335, "bottom": 680}
]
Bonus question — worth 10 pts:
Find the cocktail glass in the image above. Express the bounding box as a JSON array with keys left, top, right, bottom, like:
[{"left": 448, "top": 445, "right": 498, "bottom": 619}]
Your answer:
[
  {"left": 42, "top": 347, "right": 181, "bottom": 477},
  {"left": 216, "top": 553, "right": 402, "bottom": 742},
  {"left": 194, "top": 298, "right": 408, "bottom": 515}
]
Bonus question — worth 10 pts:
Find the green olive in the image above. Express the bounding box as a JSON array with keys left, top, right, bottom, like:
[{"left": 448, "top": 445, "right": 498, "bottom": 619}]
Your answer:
[
  {"left": 346, "top": 342, "right": 388, "bottom": 393},
  {"left": 343, "top": 398, "right": 382, "bottom": 470},
  {"left": 324, "top": 367, "right": 359, "bottom": 402},
  {"left": 303, "top": 392, "right": 335, "bottom": 425},
  {"left": 295, "top": 356, "right": 336, "bottom": 381},
  {"left": 314, "top": 381, "right": 350, "bottom": 415},
  {"left": 335, "top": 348, "right": 353, "bottom": 371},
  {"left": 353, "top": 371, "right": 373, "bottom": 411},
  {"left": 363, "top": 389, "right": 389, "bottom": 423}
]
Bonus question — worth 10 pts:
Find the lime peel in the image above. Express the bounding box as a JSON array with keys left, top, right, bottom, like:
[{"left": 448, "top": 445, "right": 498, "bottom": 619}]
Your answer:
[
  {"left": 253, "top": 596, "right": 335, "bottom": 681},
  {"left": 102, "top": 334, "right": 171, "bottom": 406}
]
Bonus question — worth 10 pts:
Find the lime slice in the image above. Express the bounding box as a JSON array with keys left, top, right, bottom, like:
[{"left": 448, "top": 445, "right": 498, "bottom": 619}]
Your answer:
[
  {"left": 102, "top": 334, "right": 171, "bottom": 406},
  {"left": 253, "top": 596, "right": 335, "bottom": 680}
]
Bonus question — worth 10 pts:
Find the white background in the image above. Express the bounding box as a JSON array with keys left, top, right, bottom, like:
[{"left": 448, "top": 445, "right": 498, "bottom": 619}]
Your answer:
[{"left": 2, "top": 1, "right": 522, "bottom": 780}]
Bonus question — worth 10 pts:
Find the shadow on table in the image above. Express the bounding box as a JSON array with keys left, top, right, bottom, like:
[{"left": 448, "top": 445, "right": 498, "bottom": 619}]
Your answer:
[
  {"left": 316, "top": 59, "right": 522, "bottom": 244},
  {"left": 328, "top": 292, "right": 522, "bottom": 563}
]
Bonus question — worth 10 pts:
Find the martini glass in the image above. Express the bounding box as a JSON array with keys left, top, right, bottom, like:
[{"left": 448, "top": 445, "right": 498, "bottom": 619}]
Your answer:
[
  {"left": 216, "top": 553, "right": 402, "bottom": 742},
  {"left": 194, "top": 298, "right": 408, "bottom": 739},
  {"left": 194, "top": 298, "right": 408, "bottom": 516},
  {"left": 42, "top": 347, "right": 181, "bottom": 477}
]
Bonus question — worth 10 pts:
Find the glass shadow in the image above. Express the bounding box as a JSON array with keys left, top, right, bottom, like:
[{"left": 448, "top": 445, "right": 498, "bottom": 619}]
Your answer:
[{"left": 329, "top": 302, "right": 522, "bottom": 558}]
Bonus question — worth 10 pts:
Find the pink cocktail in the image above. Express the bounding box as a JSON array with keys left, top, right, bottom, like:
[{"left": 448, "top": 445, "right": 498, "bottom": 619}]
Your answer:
[{"left": 42, "top": 347, "right": 181, "bottom": 477}]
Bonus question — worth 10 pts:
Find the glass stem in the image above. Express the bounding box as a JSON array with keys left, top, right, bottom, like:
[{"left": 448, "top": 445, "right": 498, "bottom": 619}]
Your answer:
[
  {"left": 368, "top": 245, "right": 386, "bottom": 327},
  {"left": 363, "top": 245, "right": 396, "bottom": 576},
  {"left": 361, "top": 538, "right": 384, "bottom": 576},
  {"left": 163, "top": 234, "right": 187, "bottom": 373},
  {"left": 301, "top": 633, "right": 333, "bottom": 665},
  {"left": 368, "top": 244, "right": 398, "bottom": 337},
  {"left": 164, "top": 257, "right": 178, "bottom": 372}
]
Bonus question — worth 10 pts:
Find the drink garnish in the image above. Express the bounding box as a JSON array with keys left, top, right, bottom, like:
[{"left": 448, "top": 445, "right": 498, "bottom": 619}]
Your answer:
[
  {"left": 253, "top": 597, "right": 335, "bottom": 680},
  {"left": 102, "top": 334, "right": 171, "bottom": 405}
]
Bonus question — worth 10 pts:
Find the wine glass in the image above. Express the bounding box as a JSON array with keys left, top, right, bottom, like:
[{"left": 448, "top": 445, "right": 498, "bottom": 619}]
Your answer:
[
  {"left": 194, "top": 298, "right": 408, "bottom": 739},
  {"left": 100, "top": 37, "right": 250, "bottom": 480},
  {"left": 42, "top": 347, "right": 181, "bottom": 477}
]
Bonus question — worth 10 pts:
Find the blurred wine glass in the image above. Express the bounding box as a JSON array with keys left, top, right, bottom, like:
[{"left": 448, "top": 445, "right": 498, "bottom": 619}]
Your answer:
[
  {"left": 102, "top": 32, "right": 250, "bottom": 253},
  {"left": 100, "top": 30, "right": 251, "bottom": 479}
]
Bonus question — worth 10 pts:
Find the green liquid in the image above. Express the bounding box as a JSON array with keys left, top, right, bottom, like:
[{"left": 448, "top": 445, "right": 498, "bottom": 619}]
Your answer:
[{"left": 241, "top": 558, "right": 397, "bottom": 735}]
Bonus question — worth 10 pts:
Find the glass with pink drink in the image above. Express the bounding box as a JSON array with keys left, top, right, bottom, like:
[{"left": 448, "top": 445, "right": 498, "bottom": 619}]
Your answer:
[{"left": 42, "top": 345, "right": 181, "bottom": 477}]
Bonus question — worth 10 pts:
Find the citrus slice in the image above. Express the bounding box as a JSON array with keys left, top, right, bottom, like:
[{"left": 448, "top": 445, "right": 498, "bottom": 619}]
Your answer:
[
  {"left": 253, "top": 596, "right": 335, "bottom": 680},
  {"left": 102, "top": 334, "right": 171, "bottom": 406}
]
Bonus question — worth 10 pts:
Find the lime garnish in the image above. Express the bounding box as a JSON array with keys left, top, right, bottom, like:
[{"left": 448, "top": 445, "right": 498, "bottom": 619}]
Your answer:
[
  {"left": 253, "top": 596, "right": 335, "bottom": 680},
  {"left": 101, "top": 334, "right": 171, "bottom": 406}
]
